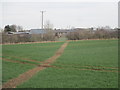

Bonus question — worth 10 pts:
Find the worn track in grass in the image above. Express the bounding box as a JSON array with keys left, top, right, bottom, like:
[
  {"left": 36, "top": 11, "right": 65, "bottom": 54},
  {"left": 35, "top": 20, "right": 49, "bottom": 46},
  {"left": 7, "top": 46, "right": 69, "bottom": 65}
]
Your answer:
[
  {"left": 3, "top": 58, "right": 119, "bottom": 73},
  {"left": 50, "top": 65, "right": 119, "bottom": 73},
  {"left": 2, "top": 56, "right": 118, "bottom": 70},
  {"left": 2, "top": 41, "right": 62, "bottom": 45},
  {"left": 2, "top": 58, "right": 37, "bottom": 66},
  {"left": 2, "top": 41, "right": 69, "bottom": 88},
  {"left": 2, "top": 55, "right": 43, "bottom": 64}
]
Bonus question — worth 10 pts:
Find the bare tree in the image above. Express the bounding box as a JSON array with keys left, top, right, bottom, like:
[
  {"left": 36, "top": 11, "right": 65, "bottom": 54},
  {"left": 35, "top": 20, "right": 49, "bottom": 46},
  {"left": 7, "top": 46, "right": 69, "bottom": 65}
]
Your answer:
[
  {"left": 17, "top": 25, "right": 23, "bottom": 32},
  {"left": 4, "top": 25, "right": 11, "bottom": 32},
  {"left": 10, "top": 25, "right": 17, "bottom": 32},
  {"left": 66, "top": 27, "right": 118, "bottom": 40},
  {"left": 97, "top": 26, "right": 111, "bottom": 30},
  {"left": 43, "top": 31, "right": 55, "bottom": 41},
  {"left": 4, "top": 24, "right": 17, "bottom": 32},
  {"left": 44, "top": 20, "right": 53, "bottom": 30}
]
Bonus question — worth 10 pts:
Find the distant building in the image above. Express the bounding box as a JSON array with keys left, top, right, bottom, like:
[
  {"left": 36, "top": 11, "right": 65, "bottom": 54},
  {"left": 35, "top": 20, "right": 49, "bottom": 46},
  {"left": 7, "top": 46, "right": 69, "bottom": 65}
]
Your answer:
[
  {"left": 7, "top": 28, "right": 95, "bottom": 37},
  {"left": 54, "top": 29, "right": 74, "bottom": 37},
  {"left": 7, "top": 31, "right": 29, "bottom": 35},
  {"left": 30, "top": 29, "right": 46, "bottom": 34}
]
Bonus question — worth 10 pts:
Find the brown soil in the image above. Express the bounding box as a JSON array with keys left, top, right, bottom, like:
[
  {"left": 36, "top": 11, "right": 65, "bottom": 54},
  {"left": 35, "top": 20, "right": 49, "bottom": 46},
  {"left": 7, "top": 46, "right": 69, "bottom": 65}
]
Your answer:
[
  {"left": 67, "top": 38, "right": 118, "bottom": 42},
  {"left": 14, "top": 57, "right": 43, "bottom": 64},
  {"left": 2, "top": 41, "right": 69, "bottom": 88},
  {"left": 78, "top": 68, "right": 119, "bottom": 73},
  {"left": 3, "top": 55, "right": 118, "bottom": 70},
  {"left": 42, "top": 42, "right": 68, "bottom": 64},
  {"left": 2, "top": 66, "right": 46, "bottom": 88},
  {"left": 2, "top": 41, "right": 62, "bottom": 45},
  {"left": 50, "top": 66, "right": 119, "bottom": 73},
  {"left": 52, "top": 63, "right": 118, "bottom": 69},
  {"left": 2, "top": 58, "right": 118, "bottom": 73},
  {"left": 2, "top": 38, "right": 117, "bottom": 45},
  {"left": 2, "top": 55, "right": 43, "bottom": 64},
  {"left": 2, "top": 58, "right": 37, "bottom": 66},
  {"left": 2, "top": 40, "right": 118, "bottom": 88}
]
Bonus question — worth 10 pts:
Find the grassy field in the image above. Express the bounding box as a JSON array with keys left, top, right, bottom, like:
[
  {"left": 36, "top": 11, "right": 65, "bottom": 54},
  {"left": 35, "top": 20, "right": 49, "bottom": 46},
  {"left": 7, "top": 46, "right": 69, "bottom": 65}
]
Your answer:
[
  {"left": 2, "top": 42, "right": 64, "bottom": 83},
  {"left": 54, "top": 40, "right": 118, "bottom": 68},
  {"left": 2, "top": 60, "right": 35, "bottom": 83},
  {"left": 2, "top": 42, "right": 64, "bottom": 62},
  {"left": 17, "top": 39, "right": 118, "bottom": 88}
]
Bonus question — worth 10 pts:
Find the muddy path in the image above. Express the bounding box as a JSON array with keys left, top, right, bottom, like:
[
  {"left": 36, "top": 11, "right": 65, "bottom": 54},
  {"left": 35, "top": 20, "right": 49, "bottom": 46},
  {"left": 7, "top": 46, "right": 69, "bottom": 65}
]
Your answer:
[
  {"left": 2, "top": 55, "right": 118, "bottom": 70},
  {"left": 2, "top": 41, "right": 69, "bottom": 88},
  {"left": 2, "top": 58, "right": 38, "bottom": 66},
  {"left": 50, "top": 65, "right": 119, "bottom": 73},
  {"left": 2, "top": 55, "right": 43, "bottom": 64},
  {"left": 2, "top": 58, "right": 118, "bottom": 73},
  {"left": 51, "top": 63, "right": 118, "bottom": 69},
  {"left": 2, "top": 41, "right": 62, "bottom": 45}
]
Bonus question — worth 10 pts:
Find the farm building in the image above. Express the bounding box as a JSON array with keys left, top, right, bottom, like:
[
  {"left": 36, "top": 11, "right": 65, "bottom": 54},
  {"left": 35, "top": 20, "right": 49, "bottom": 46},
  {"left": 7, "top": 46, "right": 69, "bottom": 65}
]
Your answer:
[
  {"left": 7, "top": 31, "right": 30, "bottom": 35},
  {"left": 54, "top": 28, "right": 90, "bottom": 37},
  {"left": 30, "top": 29, "right": 72, "bottom": 37},
  {"left": 54, "top": 29, "right": 70, "bottom": 37},
  {"left": 29, "top": 29, "right": 46, "bottom": 34},
  {"left": 7, "top": 28, "right": 95, "bottom": 36}
]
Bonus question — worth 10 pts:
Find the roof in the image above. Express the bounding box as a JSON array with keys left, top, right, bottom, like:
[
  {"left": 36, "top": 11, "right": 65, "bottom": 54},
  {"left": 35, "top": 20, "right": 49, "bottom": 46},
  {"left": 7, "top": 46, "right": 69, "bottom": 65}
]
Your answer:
[
  {"left": 8, "top": 32, "right": 30, "bottom": 34},
  {"left": 54, "top": 30, "right": 69, "bottom": 33},
  {"left": 54, "top": 29, "right": 74, "bottom": 33},
  {"left": 30, "top": 29, "right": 46, "bottom": 34}
]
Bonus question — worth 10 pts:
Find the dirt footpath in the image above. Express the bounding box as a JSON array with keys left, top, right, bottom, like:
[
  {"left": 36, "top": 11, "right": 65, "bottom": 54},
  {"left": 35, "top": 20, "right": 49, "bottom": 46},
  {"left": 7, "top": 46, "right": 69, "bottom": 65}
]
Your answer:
[
  {"left": 2, "top": 41, "right": 69, "bottom": 88},
  {"left": 2, "top": 41, "right": 62, "bottom": 45}
]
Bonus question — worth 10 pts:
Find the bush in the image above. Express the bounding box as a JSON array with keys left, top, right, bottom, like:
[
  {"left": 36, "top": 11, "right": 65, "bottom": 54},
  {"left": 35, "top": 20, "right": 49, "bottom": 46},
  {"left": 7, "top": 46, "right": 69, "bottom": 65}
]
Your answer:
[
  {"left": 1, "top": 30, "right": 56, "bottom": 44},
  {"left": 43, "top": 31, "right": 55, "bottom": 41},
  {"left": 66, "top": 29, "right": 118, "bottom": 40}
]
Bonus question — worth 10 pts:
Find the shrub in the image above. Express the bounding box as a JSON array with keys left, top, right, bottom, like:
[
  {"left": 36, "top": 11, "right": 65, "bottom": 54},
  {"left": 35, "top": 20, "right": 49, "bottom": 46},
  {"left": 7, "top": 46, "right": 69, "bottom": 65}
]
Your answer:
[{"left": 66, "top": 29, "right": 118, "bottom": 40}]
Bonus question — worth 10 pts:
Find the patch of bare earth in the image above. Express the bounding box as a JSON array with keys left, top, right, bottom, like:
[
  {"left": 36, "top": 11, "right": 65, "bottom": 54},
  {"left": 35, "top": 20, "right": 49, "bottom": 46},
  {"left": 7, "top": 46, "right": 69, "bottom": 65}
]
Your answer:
[
  {"left": 2, "top": 55, "right": 43, "bottom": 64},
  {"left": 2, "top": 58, "right": 119, "bottom": 73},
  {"left": 2, "top": 41, "right": 62, "bottom": 45},
  {"left": 2, "top": 58, "right": 37, "bottom": 66},
  {"left": 51, "top": 63, "right": 118, "bottom": 69},
  {"left": 50, "top": 66, "right": 119, "bottom": 73},
  {"left": 2, "top": 42, "right": 68, "bottom": 88}
]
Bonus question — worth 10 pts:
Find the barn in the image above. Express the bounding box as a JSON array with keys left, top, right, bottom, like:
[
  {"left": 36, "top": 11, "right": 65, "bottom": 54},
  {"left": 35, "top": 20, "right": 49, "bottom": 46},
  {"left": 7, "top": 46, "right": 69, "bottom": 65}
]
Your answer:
[{"left": 30, "top": 29, "right": 46, "bottom": 34}]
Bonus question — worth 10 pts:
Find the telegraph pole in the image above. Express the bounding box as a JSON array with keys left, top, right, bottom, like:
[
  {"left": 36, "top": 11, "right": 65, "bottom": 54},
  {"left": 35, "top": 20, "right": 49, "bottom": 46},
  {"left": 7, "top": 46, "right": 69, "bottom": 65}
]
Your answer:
[{"left": 40, "top": 11, "right": 46, "bottom": 29}]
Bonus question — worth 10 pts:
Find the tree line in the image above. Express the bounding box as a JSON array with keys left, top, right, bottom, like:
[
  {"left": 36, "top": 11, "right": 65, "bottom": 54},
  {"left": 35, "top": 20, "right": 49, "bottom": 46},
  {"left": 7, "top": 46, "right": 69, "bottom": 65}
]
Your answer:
[
  {"left": 4, "top": 25, "right": 24, "bottom": 32},
  {"left": 0, "top": 24, "right": 119, "bottom": 44},
  {"left": 1, "top": 31, "right": 56, "bottom": 44},
  {"left": 66, "top": 28, "right": 118, "bottom": 40}
]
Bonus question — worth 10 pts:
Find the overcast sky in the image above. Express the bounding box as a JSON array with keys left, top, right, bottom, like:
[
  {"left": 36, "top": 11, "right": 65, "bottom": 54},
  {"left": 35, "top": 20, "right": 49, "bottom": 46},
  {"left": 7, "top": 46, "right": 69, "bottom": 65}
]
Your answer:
[{"left": 0, "top": 0, "right": 118, "bottom": 30}]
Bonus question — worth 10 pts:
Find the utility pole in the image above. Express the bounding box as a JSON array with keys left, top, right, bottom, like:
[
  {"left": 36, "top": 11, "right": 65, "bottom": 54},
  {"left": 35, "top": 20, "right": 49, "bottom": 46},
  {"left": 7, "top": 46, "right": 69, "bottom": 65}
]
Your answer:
[{"left": 40, "top": 11, "right": 46, "bottom": 29}]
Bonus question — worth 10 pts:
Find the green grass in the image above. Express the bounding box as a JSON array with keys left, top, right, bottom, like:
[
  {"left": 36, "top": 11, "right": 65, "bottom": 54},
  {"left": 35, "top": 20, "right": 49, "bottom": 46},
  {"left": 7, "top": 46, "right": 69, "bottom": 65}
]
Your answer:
[
  {"left": 17, "top": 39, "right": 118, "bottom": 88},
  {"left": 2, "top": 60, "right": 35, "bottom": 83},
  {"left": 2, "top": 56, "right": 40, "bottom": 65},
  {"left": 2, "top": 42, "right": 64, "bottom": 62},
  {"left": 54, "top": 39, "right": 118, "bottom": 68},
  {"left": 2, "top": 42, "right": 64, "bottom": 83},
  {"left": 17, "top": 68, "right": 118, "bottom": 88}
]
